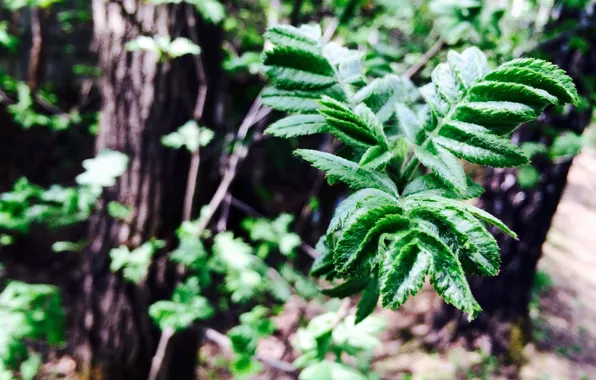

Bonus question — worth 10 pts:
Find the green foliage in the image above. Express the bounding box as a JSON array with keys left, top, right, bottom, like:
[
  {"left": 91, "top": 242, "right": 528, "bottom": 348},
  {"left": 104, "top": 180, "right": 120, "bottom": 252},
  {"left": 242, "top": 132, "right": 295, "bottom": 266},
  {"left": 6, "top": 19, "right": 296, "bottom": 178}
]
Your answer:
[
  {"left": 0, "top": 282, "right": 64, "bottom": 378},
  {"left": 126, "top": 36, "right": 201, "bottom": 60},
  {"left": 6, "top": 82, "right": 82, "bottom": 131},
  {"left": 517, "top": 165, "right": 541, "bottom": 189},
  {"left": 293, "top": 311, "right": 385, "bottom": 379},
  {"left": 262, "top": 25, "right": 578, "bottom": 321},
  {"left": 549, "top": 131, "right": 583, "bottom": 159},
  {"left": 242, "top": 213, "right": 301, "bottom": 257},
  {"left": 0, "top": 22, "right": 18, "bottom": 52},
  {"left": 161, "top": 121, "right": 215, "bottom": 152},
  {"left": 107, "top": 201, "right": 133, "bottom": 221},
  {"left": 110, "top": 239, "right": 166, "bottom": 284},
  {"left": 2, "top": 0, "right": 62, "bottom": 10},
  {"left": 75, "top": 150, "right": 129, "bottom": 190},
  {"left": 149, "top": 277, "right": 213, "bottom": 331},
  {"left": 147, "top": 0, "right": 225, "bottom": 23},
  {"left": 227, "top": 306, "right": 276, "bottom": 377}
]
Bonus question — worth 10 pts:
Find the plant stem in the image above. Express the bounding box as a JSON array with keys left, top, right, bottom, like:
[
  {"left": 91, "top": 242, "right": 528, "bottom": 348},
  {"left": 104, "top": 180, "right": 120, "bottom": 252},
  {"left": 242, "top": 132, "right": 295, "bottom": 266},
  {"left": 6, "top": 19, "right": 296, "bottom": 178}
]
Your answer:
[{"left": 404, "top": 37, "right": 445, "bottom": 79}]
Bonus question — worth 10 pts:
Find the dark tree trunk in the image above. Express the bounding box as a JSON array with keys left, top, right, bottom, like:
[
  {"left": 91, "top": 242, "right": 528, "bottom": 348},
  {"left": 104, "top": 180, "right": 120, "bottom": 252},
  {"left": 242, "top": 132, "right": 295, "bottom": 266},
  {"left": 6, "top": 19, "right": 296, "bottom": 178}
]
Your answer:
[
  {"left": 428, "top": 3, "right": 596, "bottom": 363},
  {"left": 75, "top": 2, "right": 204, "bottom": 379}
]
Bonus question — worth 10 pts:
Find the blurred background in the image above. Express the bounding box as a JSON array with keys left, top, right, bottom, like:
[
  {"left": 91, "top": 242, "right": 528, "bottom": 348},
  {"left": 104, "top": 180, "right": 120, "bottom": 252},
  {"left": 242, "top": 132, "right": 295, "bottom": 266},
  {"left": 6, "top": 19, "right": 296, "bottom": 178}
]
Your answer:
[{"left": 1, "top": 0, "right": 596, "bottom": 379}]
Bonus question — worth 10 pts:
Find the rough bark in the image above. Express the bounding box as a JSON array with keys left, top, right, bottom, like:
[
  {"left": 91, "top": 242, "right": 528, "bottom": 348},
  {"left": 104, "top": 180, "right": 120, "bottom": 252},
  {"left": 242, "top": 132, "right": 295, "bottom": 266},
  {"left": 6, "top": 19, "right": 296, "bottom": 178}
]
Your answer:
[
  {"left": 76, "top": 2, "right": 199, "bottom": 379},
  {"left": 428, "top": 3, "right": 596, "bottom": 363}
]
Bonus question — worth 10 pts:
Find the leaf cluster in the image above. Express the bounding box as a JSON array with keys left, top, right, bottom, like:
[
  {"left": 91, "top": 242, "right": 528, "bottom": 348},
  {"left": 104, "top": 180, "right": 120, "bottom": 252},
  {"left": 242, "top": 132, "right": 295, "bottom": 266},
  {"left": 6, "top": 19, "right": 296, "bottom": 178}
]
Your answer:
[{"left": 262, "top": 24, "right": 579, "bottom": 321}]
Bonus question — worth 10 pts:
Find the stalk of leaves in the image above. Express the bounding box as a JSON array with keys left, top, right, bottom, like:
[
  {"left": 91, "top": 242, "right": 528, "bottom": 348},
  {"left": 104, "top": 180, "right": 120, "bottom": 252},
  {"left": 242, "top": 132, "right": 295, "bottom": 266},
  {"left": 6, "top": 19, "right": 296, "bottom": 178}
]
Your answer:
[{"left": 262, "top": 24, "right": 578, "bottom": 321}]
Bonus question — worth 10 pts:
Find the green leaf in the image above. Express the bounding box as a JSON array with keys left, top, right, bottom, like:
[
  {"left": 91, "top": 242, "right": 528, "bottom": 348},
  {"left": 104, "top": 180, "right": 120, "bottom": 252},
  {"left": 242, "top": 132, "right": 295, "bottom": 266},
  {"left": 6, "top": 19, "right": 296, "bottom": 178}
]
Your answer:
[
  {"left": 459, "top": 202, "right": 517, "bottom": 239},
  {"left": 321, "top": 276, "right": 370, "bottom": 297},
  {"left": 359, "top": 146, "right": 393, "bottom": 170},
  {"left": 414, "top": 142, "right": 467, "bottom": 193},
  {"left": 299, "top": 361, "right": 367, "bottom": 380},
  {"left": 403, "top": 174, "right": 483, "bottom": 200},
  {"left": 452, "top": 101, "right": 538, "bottom": 132},
  {"left": 434, "top": 121, "right": 528, "bottom": 167},
  {"left": 396, "top": 103, "right": 425, "bottom": 145},
  {"left": 517, "top": 165, "right": 540, "bottom": 189},
  {"left": 418, "top": 232, "right": 481, "bottom": 320},
  {"left": 497, "top": 58, "right": 579, "bottom": 104},
  {"left": 327, "top": 188, "right": 399, "bottom": 243},
  {"left": 380, "top": 239, "right": 430, "bottom": 309},
  {"left": 431, "top": 62, "right": 463, "bottom": 103},
  {"left": 549, "top": 132, "right": 583, "bottom": 159},
  {"left": 265, "top": 25, "right": 322, "bottom": 55},
  {"left": 334, "top": 212, "right": 407, "bottom": 274},
  {"left": 295, "top": 150, "right": 399, "bottom": 197},
  {"left": 75, "top": 150, "right": 129, "bottom": 189},
  {"left": 265, "top": 115, "right": 327, "bottom": 137},
  {"left": 110, "top": 240, "right": 165, "bottom": 284},
  {"left": 261, "top": 87, "right": 327, "bottom": 114},
  {"left": 264, "top": 46, "right": 335, "bottom": 91},
  {"left": 319, "top": 97, "right": 377, "bottom": 147},
  {"left": 166, "top": 37, "right": 201, "bottom": 58},
  {"left": 437, "top": 207, "right": 501, "bottom": 276},
  {"left": 446, "top": 47, "right": 489, "bottom": 89},
  {"left": 353, "top": 74, "right": 418, "bottom": 122},
  {"left": 162, "top": 121, "right": 214, "bottom": 152},
  {"left": 468, "top": 81, "right": 558, "bottom": 106},
  {"left": 355, "top": 276, "right": 380, "bottom": 324}
]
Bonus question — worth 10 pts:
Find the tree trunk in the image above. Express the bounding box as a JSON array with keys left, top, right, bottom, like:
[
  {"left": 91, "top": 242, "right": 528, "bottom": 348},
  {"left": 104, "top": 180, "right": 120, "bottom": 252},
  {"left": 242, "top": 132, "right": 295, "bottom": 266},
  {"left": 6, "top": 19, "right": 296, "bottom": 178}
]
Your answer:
[
  {"left": 76, "top": 2, "right": 203, "bottom": 378},
  {"left": 428, "top": 3, "right": 596, "bottom": 364}
]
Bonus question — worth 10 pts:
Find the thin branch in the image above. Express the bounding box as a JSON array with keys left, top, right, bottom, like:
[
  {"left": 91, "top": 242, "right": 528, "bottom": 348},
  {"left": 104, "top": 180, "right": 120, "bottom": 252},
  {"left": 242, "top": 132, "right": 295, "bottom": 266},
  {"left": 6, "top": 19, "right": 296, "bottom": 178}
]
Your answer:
[
  {"left": 28, "top": 7, "right": 46, "bottom": 91},
  {"left": 204, "top": 327, "right": 298, "bottom": 373},
  {"left": 147, "top": 327, "right": 174, "bottom": 380},
  {"left": 182, "top": 5, "right": 209, "bottom": 222},
  {"left": 148, "top": 7, "right": 209, "bottom": 380},
  {"left": 193, "top": 97, "right": 267, "bottom": 236},
  {"left": 404, "top": 37, "right": 445, "bottom": 79}
]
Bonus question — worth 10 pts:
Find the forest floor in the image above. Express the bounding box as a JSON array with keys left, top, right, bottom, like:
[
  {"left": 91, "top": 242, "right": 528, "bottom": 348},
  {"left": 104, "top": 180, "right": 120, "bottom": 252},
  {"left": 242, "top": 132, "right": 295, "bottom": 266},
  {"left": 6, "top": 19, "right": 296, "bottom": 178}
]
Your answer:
[{"left": 40, "top": 148, "right": 596, "bottom": 379}]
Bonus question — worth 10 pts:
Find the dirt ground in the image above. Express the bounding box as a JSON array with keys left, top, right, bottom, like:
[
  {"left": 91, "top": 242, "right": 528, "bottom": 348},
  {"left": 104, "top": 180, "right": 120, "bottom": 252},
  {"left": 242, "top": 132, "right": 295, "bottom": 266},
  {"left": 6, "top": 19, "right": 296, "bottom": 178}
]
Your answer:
[{"left": 372, "top": 148, "right": 596, "bottom": 380}]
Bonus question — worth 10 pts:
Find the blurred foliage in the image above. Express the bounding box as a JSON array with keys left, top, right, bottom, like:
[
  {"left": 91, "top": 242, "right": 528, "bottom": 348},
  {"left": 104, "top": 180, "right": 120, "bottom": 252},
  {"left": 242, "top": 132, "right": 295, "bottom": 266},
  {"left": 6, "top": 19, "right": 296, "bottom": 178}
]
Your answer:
[{"left": 0, "top": 0, "right": 594, "bottom": 378}]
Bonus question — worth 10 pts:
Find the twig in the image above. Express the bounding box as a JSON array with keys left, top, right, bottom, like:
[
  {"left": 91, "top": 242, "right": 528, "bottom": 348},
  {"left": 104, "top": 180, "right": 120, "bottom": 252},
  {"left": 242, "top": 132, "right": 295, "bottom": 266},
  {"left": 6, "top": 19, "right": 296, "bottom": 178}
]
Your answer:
[
  {"left": 404, "top": 37, "right": 445, "bottom": 79},
  {"left": 147, "top": 327, "right": 174, "bottom": 380},
  {"left": 182, "top": 5, "right": 209, "bottom": 222},
  {"left": 193, "top": 97, "right": 269, "bottom": 236},
  {"left": 28, "top": 7, "right": 46, "bottom": 90},
  {"left": 216, "top": 194, "right": 232, "bottom": 232},
  {"left": 147, "top": 8, "right": 210, "bottom": 380},
  {"left": 204, "top": 327, "right": 297, "bottom": 373}
]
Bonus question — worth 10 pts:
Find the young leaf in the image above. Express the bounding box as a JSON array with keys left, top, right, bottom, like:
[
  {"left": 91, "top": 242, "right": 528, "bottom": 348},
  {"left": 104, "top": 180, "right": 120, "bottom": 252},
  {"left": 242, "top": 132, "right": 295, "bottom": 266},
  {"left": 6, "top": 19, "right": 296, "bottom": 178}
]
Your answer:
[
  {"left": 395, "top": 103, "right": 425, "bottom": 145},
  {"left": 261, "top": 87, "right": 327, "bottom": 114},
  {"left": 418, "top": 232, "right": 481, "bottom": 320},
  {"left": 321, "top": 276, "right": 370, "bottom": 298},
  {"left": 334, "top": 212, "right": 406, "bottom": 274},
  {"left": 380, "top": 240, "right": 430, "bottom": 309},
  {"left": 295, "top": 150, "right": 399, "bottom": 197},
  {"left": 355, "top": 276, "right": 380, "bottom": 324},
  {"left": 434, "top": 121, "right": 528, "bottom": 167},
  {"left": 403, "top": 174, "right": 484, "bottom": 200},
  {"left": 319, "top": 97, "right": 378, "bottom": 147},
  {"left": 353, "top": 74, "right": 418, "bottom": 122},
  {"left": 265, "top": 115, "right": 327, "bottom": 138},
  {"left": 414, "top": 142, "right": 467, "bottom": 193},
  {"left": 359, "top": 146, "right": 393, "bottom": 170}
]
